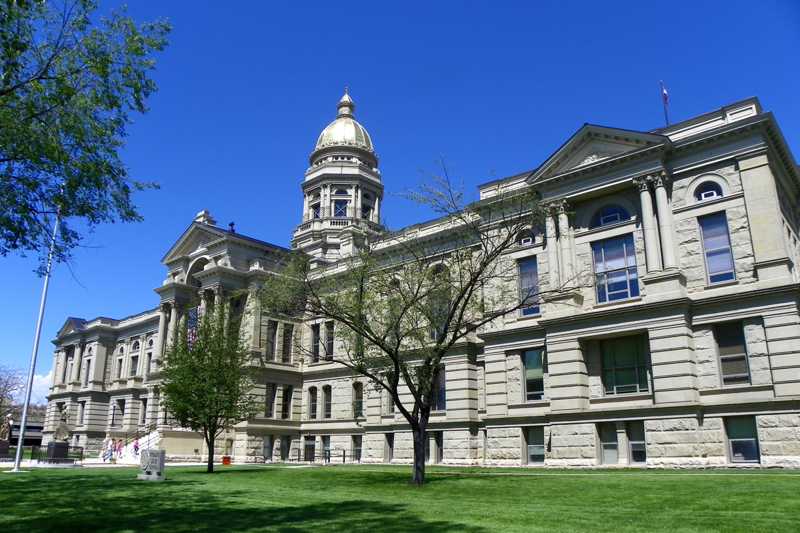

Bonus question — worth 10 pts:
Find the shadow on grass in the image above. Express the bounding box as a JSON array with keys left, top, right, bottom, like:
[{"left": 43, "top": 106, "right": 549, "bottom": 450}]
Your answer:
[{"left": 0, "top": 470, "right": 486, "bottom": 533}]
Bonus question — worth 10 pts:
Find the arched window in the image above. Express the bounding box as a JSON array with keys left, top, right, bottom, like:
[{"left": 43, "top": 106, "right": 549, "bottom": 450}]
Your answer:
[
  {"left": 323, "top": 385, "right": 332, "bottom": 419},
  {"left": 352, "top": 382, "right": 364, "bottom": 418},
  {"left": 148, "top": 339, "right": 154, "bottom": 348},
  {"left": 516, "top": 228, "right": 536, "bottom": 246},
  {"left": 694, "top": 181, "right": 723, "bottom": 202},
  {"left": 308, "top": 387, "right": 317, "bottom": 420},
  {"left": 86, "top": 347, "right": 93, "bottom": 355},
  {"left": 590, "top": 205, "right": 631, "bottom": 228},
  {"left": 333, "top": 188, "right": 349, "bottom": 196},
  {"left": 118, "top": 346, "right": 125, "bottom": 354},
  {"left": 132, "top": 341, "right": 140, "bottom": 351}
]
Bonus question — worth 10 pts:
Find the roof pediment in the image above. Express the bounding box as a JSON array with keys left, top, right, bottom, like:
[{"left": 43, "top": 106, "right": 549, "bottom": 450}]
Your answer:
[
  {"left": 161, "top": 222, "right": 227, "bottom": 264},
  {"left": 529, "top": 124, "right": 669, "bottom": 184},
  {"left": 57, "top": 317, "right": 86, "bottom": 339}
]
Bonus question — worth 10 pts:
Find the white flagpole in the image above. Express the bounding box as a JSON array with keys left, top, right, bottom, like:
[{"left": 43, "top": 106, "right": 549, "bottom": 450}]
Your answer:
[{"left": 9, "top": 211, "right": 60, "bottom": 473}]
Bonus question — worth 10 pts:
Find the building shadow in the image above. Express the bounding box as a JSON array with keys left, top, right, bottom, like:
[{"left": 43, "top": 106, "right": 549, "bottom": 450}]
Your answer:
[{"left": 0, "top": 470, "right": 487, "bottom": 532}]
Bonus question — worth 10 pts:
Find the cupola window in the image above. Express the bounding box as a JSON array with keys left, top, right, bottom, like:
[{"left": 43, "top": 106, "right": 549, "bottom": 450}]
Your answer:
[{"left": 334, "top": 199, "right": 349, "bottom": 218}]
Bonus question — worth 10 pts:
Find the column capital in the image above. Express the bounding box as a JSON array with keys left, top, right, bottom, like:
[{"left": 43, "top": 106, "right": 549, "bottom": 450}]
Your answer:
[
  {"left": 543, "top": 199, "right": 569, "bottom": 215},
  {"left": 650, "top": 171, "right": 670, "bottom": 189},
  {"left": 632, "top": 175, "right": 652, "bottom": 192}
]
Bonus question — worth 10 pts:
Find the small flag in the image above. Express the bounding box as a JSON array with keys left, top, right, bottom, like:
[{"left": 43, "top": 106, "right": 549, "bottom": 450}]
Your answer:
[{"left": 659, "top": 81, "right": 670, "bottom": 126}]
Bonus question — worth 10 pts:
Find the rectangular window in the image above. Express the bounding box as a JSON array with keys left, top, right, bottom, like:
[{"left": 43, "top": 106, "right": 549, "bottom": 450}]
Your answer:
[
  {"left": 130, "top": 355, "right": 139, "bottom": 377},
  {"left": 600, "top": 336, "right": 650, "bottom": 395},
  {"left": 324, "top": 321, "right": 334, "bottom": 360},
  {"left": 281, "top": 386, "right": 293, "bottom": 420},
  {"left": 281, "top": 324, "right": 294, "bottom": 363},
  {"left": 352, "top": 383, "right": 364, "bottom": 418},
  {"left": 361, "top": 204, "right": 372, "bottom": 220},
  {"left": 265, "top": 320, "right": 278, "bottom": 360},
  {"left": 714, "top": 322, "right": 751, "bottom": 386},
  {"left": 280, "top": 437, "right": 290, "bottom": 461},
  {"left": 78, "top": 401, "right": 86, "bottom": 425},
  {"left": 592, "top": 234, "right": 639, "bottom": 303},
  {"left": 522, "top": 349, "right": 545, "bottom": 401},
  {"left": 385, "top": 433, "right": 394, "bottom": 463},
  {"left": 699, "top": 212, "right": 736, "bottom": 284},
  {"left": 384, "top": 391, "right": 395, "bottom": 415},
  {"left": 627, "top": 421, "right": 646, "bottom": 464},
  {"left": 323, "top": 386, "right": 332, "bottom": 419},
  {"left": 526, "top": 426, "right": 545, "bottom": 464},
  {"left": 263, "top": 435, "right": 274, "bottom": 462},
  {"left": 265, "top": 383, "right": 276, "bottom": 418},
  {"left": 312, "top": 324, "right": 321, "bottom": 362},
  {"left": 304, "top": 436, "right": 316, "bottom": 462},
  {"left": 518, "top": 257, "right": 540, "bottom": 316},
  {"left": 322, "top": 435, "right": 331, "bottom": 463},
  {"left": 309, "top": 388, "right": 317, "bottom": 420},
  {"left": 140, "top": 399, "right": 147, "bottom": 425},
  {"left": 83, "top": 360, "right": 91, "bottom": 387},
  {"left": 432, "top": 366, "right": 447, "bottom": 411},
  {"left": 334, "top": 199, "right": 348, "bottom": 218},
  {"left": 352, "top": 435, "right": 363, "bottom": 462},
  {"left": 598, "top": 422, "right": 618, "bottom": 464},
  {"left": 311, "top": 203, "right": 321, "bottom": 219},
  {"left": 726, "top": 416, "right": 760, "bottom": 463},
  {"left": 116, "top": 358, "right": 123, "bottom": 379},
  {"left": 146, "top": 353, "right": 152, "bottom": 376}
]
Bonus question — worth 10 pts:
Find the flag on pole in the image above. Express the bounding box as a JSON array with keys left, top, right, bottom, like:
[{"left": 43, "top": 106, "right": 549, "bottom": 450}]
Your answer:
[{"left": 659, "top": 80, "right": 670, "bottom": 126}]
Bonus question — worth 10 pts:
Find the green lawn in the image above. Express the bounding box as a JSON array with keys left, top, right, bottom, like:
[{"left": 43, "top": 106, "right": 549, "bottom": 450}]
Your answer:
[{"left": 1, "top": 465, "right": 798, "bottom": 532}]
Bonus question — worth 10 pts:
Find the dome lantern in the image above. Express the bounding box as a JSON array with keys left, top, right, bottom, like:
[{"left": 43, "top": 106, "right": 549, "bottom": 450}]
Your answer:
[{"left": 311, "top": 89, "right": 376, "bottom": 167}]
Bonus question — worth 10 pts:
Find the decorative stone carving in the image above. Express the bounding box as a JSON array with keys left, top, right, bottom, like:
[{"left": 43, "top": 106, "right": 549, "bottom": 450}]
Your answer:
[{"left": 53, "top": 407, "right": 71, "bottom": 442}]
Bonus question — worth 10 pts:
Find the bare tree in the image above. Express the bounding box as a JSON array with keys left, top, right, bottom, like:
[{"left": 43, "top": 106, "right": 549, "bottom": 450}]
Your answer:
[
  {"left": 262, "top": 169, "right": 567, "bottom": 485},
  {"left": 0, "top": 366, "right": 24, "bottom": 416}
]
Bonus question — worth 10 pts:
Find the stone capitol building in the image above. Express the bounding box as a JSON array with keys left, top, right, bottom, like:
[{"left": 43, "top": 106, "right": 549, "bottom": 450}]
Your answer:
[{"left": 43, "top": 92, "right": 800, "bottom": 468}]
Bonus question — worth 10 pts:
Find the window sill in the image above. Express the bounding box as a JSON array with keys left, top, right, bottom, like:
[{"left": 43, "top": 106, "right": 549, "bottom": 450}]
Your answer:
[
  {"left": 591, "top": 392, "right": 652, "bottom": 404},
  {"left": 705, "top": 279, "right": 738, "bottom": 290},
  {"left": 508, "top": 400, "right": 550, "bottom": 409},
  {"left": 699, "top": 384, "right": 773, "bottom": 396},
  {"left": 593, "top": 296, "right": 642, "bottom": 309}
]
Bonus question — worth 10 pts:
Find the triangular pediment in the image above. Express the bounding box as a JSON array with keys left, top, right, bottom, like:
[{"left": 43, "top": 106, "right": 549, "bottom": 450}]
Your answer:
[
  {"left": 161, "top": 223, "right": 227, "bottom": 264},
  {"left": 57, "top": 317, "right": 86, "bottom": 338},
  {"left": 529, "top": 125, "right": 668, "bottom": 183}
]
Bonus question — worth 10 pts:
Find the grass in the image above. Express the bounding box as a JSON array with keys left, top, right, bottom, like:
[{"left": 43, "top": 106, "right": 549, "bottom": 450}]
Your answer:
[{"left": 1, "top": 464, "right": 799, "bottom": 532}]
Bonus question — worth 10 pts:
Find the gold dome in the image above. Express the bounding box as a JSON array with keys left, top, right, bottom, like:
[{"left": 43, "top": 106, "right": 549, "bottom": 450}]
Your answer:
[{"left": 313, "top": 90, "right": 374, "bottom": 154}]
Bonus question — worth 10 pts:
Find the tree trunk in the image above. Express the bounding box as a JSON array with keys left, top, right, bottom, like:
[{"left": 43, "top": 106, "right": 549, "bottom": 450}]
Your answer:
[
  {"left": 411, "top": 422, "right": 427, "bottom": 486},
  {"left": 206, "top": 433, "right": 215, "bottom": 473}
]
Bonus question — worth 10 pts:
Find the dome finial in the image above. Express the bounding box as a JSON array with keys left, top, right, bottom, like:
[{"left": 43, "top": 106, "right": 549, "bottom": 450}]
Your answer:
[{"left": 338, "top": 88, "right": 355, "bottom": 117}]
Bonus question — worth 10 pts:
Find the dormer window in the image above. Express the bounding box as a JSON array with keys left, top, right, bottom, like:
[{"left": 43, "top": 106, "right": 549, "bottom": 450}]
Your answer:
[
  {"left": 694, "top": 182, "right": 723, "bottom": 202},
  {"left": 590, "top": 205, "right": 631, "bottom": 228}
]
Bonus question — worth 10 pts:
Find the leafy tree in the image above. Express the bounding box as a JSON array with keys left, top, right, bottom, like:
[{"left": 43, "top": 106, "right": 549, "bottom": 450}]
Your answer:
[
  {"left": 0, "top": 0, "right": 170, "bottom": 272},
  {"left": 262, "top": 173, "right": 560, "bottom": 485},
  {"left": 161, "top": 301, "right": 257, "bottom": 473}
]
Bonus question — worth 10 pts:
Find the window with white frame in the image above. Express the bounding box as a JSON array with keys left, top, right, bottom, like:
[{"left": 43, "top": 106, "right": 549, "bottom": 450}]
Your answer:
[
  {"left": 518, "top": 257, "right": 540, "bottom": 316},
  {"left": 600, "top": 336, "right": 650, "bottom": 395},
  {"left": 592, "top": 234, "right": 639, "bottom": 303},
  {"left": 698, "top": 212, "right": 735, "bottom": 284},
  {"left": 522, "top": 349, "right": 545, "bottom": 401},
  {"left": 526, "top": 426, "right": 545, "bottom": 464},
  {"left": 590, "top": 205, "right": 631, "bottom": 228},
  {"left": 725, "top": 416, "right": 760, "bottom": 463},
  {"left": 627, "top": 420, "right": 646, "bottom": 464},
  {"left": 714, "top": 322, "right": 750, "bottom": 386},
  {"left": 694, "top": 181, "right": 723, "bottom": 202},
  {"left": 598, "top": 422, "right": 618, "bottom": 464}
]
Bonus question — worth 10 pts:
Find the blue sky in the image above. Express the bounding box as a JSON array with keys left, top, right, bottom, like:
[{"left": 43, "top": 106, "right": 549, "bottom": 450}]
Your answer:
[{"left": 3, "top": 1, "right": 799, "bottom": 402}]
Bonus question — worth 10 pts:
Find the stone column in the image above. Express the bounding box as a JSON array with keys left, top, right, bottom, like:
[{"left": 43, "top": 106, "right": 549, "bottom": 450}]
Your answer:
[
  {"left": 634, "top": 176, "right": 662, "bottom": 272},
  {"left": 156, "top": 303, "right": 169, "bottom": 359},
  {"left": 355, "top": 185, "right": 362, "bottom": 218},
  {"left": 556, "top": 201, "right": 574, "bottom": 283},
  {"left": 653, "top": 173, "right": 677, "bottom": 269},
  {"left": 166, "top": 302, "right": 179, "bottom": 349},
  {"left": 545, "top": 205, "right": 561, "bottom": 289},
  {"left": 71, "top": 343, "right": 84, "bottom": 383},
  {"left": 303, "top": 193, "right": 309, "bottom": 221}
]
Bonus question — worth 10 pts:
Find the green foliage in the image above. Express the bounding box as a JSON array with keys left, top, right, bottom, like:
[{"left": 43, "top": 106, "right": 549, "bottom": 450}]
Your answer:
[
  {"left": 161, "top": 302, "right": 256, "bottom": 472},
  {"left": 0, "top": 0, "right": 170, "bottom": 272}
]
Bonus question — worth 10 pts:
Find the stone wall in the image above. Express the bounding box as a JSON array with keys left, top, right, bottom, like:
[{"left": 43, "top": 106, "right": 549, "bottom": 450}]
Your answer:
[
  {"left": 484, "top": 426, "right": 522, "bottom": 466},
  {"left": 547, "top": 423, "right": 597, "bottom": 467},
  {"left": 644, "top": 417, "right": 726, "bottom": 466},
  {"left": 757, "top": 414, "right": 800, "bottom": 467}
]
